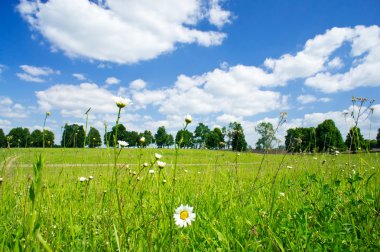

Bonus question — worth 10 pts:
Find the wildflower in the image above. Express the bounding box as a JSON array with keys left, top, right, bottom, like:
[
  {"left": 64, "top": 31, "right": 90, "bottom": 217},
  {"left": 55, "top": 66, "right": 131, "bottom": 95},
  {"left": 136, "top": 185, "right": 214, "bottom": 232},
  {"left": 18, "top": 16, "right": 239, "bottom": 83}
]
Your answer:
[
  {"left": 0, "top": 177, "right": 3, "bottom": 184},
  {"left": 155, "top": 153, "right": 162, "bottom": 159},
  {"left": 149, "top": 169, "right": 155, "bottom": 174},
  {"left": 143, "top": 162, "right": 148, "bottom": 167},
  {"left": 286, "top": 165, "right": 293, "bottom": 169},
  {"left": 157, "top": 161, "right": 166, "bottom": 169},
  {"left": 162, "top": 179, "right": 167, "bottom": 183},
  {"left": 118, "top": 140, "right": 129, "bottom": 147},
  {"left": 89, "top": 176, "right": 94, "bottom": 180},
  {"left": 79, "top": 177, "right": 87, "bottom": 182},
  {"left": 46, "top": 112, "right": 51, "bottom": 116},
  {"left": 185, "top": 114, "right": 192, "bottom": 124},
  {"left": 279, "top": 192, "right": 285, "bottom": 197},
  {"left": 139, "top": 137, "right": 145, "bottom": 143},
  {"left": 113, "top": 96, "right": 132, "bottom": 108},
  {"left": 174, "top": 204, "right": 196, "bottom": 227}
]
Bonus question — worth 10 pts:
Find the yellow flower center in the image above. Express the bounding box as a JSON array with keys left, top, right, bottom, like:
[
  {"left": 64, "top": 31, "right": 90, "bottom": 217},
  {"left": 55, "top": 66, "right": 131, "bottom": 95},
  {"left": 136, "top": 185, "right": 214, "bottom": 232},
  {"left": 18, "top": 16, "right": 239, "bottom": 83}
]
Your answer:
[{"left": 180, "top": 210, "right": 189, "bottom": 220}]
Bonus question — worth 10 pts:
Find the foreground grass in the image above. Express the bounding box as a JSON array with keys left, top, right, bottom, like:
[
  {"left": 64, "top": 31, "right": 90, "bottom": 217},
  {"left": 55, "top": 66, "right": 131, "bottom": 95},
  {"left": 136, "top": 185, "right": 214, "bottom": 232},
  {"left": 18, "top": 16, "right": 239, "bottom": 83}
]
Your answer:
[{"left": 0, "top": 148, "right": 379, "bottom": 251}]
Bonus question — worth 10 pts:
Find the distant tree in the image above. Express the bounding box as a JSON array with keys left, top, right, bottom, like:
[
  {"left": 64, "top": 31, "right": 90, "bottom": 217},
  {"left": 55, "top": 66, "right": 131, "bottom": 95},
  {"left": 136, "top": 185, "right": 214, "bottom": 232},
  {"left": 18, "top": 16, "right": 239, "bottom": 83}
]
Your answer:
[
  {"left": 193, "top": 123, "right": 210, "bottom": 148},
  {"left": 0, "top": 128, "right": 5, "bottom": 147},
  {"left": 61, "top": 124, "right": 85, "bottom": 148},
  {"left": 104, "top": 124, "right": 128, "bottom": 147},
  {"left": 43, "top": 130, "right": 54, "bottom": 147},
  {"left": 315, "top": 119, "right": 345, "bottom": 152},
  {"left": 175, "top": 129, "right": 193, "bottom": 148},
  {"left": 285, "top": 127, "right": 316, "bottom": 153},
  {"left": 229, "top": 122, "right": 247, "bottom": 151},
  {"left": 166, "top": 134, "right": 174, "bottom": 148},
  {"left": 345, "top": 127, "right": 365, "bottom": 152},
  {"left": 377, "top": 128, "right": 380, "bottom": 148},
  {"left": 126, "top": 131, "right": 140, "bottom": 147},
  {"left": 87, "top": 127, "right": 102, "bottom": 148},
  {"left": 255, "top": 122, "right": 276, "bottom": 150},
  {"left": 365, "top": 139, "right": 378, "bottom": 150},
  {"left": 7, "top": 127, "right": 30, "bottom": 147},
  {"left": 139, "top": 130, "right": 154, "bottom": 147},
  {"left": 205, "top": 128, "right": 224, "bottom": 149},
  {"left": 155, "top": 126, "right": 168, "bottom": 148}
]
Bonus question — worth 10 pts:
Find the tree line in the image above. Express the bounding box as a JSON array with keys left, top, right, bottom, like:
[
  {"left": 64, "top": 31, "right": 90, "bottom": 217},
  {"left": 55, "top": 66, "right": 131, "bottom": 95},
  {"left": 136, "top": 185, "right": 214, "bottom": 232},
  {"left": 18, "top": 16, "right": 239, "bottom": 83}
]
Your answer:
[
  {"left": 1, "top": 119, "right": 379, "bottom": 152},
  {"left": 0, "top": 121, "right": 248, "bottom": 151}
]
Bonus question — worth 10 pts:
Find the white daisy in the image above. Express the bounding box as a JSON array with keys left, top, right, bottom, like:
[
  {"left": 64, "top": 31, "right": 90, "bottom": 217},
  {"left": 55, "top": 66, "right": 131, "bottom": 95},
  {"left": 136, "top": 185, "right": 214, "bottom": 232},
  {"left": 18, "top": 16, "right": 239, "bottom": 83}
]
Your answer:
[
  {"left": 79, "top": 177, "right": 87, "bottom": 182},
  {"left": 118, "top": 140, "right": 129, "bottom": 147},
  {"left": 173, "top": 204, "right": 196, "bottom": 228},
  {"left": 139, "top": 137, "right": 146, "bottom": 143},
  {"left": 113, "top": 96, "right": 132, "bottom": 108},
  {"left": 157, "top": 161, "right": 166, "bottom": 169},
  {"left": 149, "top": 169, "right": 155, "bottom": 174},
  {"left": 155, "top": 153, "right": 162, "bottom": 159},
  {"left": 185, "top": 114, "right": 192, "bottom": 124}
]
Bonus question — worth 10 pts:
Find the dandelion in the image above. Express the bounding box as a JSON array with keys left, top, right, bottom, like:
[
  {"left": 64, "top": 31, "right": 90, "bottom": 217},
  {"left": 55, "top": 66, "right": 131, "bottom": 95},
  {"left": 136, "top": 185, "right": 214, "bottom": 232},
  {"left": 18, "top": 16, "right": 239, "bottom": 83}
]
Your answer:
[
  {"left": 155, "top": 153, "right": 162, "bottom": 159},
  {"left": 79, "top": 177, "right": 87, "bottom": 182},
  {"left": 118, "top": 140, "right": 129, "bottom": 147},
  {"left": 174, "top": 204, "right": 196, "bottom": 227},
  {"left": 157, "top": 161, "right": 166, "bottom": 169},
  {"left": 113, "top": 96, "right": 132, "bottom": 108},
  {"left": 185, "top": 114, "right": 192, "bottom": 124}
]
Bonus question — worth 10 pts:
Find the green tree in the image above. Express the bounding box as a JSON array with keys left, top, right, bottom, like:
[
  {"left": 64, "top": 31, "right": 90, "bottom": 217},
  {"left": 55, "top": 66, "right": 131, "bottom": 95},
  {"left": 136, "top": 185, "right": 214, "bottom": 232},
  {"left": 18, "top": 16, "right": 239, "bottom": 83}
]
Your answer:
[
  {"left": 87, "top": 127, "right": 102, "bottom": 148},
  {"left": 205, "top": 128, "right": 224, "bottom": 149},
  {"left": 193, "top": 123, "right": 210, "bottom": 148},
  {"left": 104, "top": 124, "right": 128, "bottom": 147},
  {"left": 345, "top": 127, "right": 365, "bottom": 152},
  {"left": 285, "top": 127, "right": 316, "bottom": 153},
  {"left": 255, "top": 122, "right": 276, "bottom": 150},
  {"left": 229, "top": 122, "right": 247, "bottom": 151},
  {"left": 376, "top": 128, "right": 380, "bottom": 148},
  {"left": 61, "top": 124, "right": 85, "bottom": 148},
  {"left": 155, "top": 126, "right": 168, "bottom": 148},
  {"left": 0, "top": 128, "right": 5, "bottom": 147},
  {"left": 315, "top": 119, "right": 345, "bottom": 152},
  {"left": 7, "top": 127, "right": 30, "bottom": 147},
  {"left": 175, "top": 129, "right": 193, "bottom": 148},
  {"left": 43, "top": 130, "right": 54, "bottom": 147},
  {"left": 139, "top": 130, "right": 154, "bottom": 147},
  {"left": 166, "top": 134, "right": 174, "bottom": 148},
  {"left": 126, "top": 131, "right": 140, "bottom": 147}
]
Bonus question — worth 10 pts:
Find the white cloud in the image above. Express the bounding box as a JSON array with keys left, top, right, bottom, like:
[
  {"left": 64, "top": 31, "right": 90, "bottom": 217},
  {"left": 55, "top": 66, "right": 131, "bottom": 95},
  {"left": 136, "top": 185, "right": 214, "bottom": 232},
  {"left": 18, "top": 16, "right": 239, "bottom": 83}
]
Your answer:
[
  {"left": 327, "top": 57, "right": 344, "bottom": 69},
  {"left": 305, "top": 25, "right": 380, "bottom": 93},
  {"left": 36, "top": 83, "right": 126, "bottom": 117},
  {"left": 129, "top": 79, "right": 147, "bottom": 90},
  {"left": 0, "top": 119, "right": 11, "bottom": 129},
  {"left": 297, "top": 94, "right": 331, "bottom": 104},
  {"left": 105, "top": 77, "right": 120, "bottom": 85},
  {"left": 0, "top": 96, "right": 29, "bottom": 118},
  {"left": 73, "top": 73, "right": 87, "bottom": 81},
  {"left": 17, "top": 65, "right": 59, "bottom": 82},
  {"left": 208, "top": 0, "right": 231, "bottom": 29},
  {"left": 18, "top": 0, "right": 229, "bottom": 64}
]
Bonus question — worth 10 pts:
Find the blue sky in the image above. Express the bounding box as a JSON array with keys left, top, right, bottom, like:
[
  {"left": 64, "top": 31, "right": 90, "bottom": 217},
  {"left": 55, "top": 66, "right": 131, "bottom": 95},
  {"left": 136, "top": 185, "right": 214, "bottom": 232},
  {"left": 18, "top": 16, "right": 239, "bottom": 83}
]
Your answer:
[{"left": 1, "top": 0, "right": 380, "bottom": 146}]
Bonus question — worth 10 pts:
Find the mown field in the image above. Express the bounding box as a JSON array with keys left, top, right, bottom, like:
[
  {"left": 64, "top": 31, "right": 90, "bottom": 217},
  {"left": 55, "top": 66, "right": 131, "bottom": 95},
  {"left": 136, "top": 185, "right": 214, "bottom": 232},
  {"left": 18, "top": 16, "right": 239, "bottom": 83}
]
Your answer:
[{"left": 0, "top": 147, "right": 379, "bottom": 251}]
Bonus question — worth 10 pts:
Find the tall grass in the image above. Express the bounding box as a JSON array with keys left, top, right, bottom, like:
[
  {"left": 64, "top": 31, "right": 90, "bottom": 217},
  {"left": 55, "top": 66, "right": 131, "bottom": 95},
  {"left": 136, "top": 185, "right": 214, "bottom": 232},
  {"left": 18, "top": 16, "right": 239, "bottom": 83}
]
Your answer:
[{"left": 0, "top": 147, "right": 379, "bottom": 251}]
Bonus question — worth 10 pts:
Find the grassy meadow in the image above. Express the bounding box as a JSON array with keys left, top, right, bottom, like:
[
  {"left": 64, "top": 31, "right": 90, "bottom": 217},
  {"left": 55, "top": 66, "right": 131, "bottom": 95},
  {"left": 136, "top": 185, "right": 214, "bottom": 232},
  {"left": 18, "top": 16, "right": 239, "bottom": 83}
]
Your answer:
[{"left": 0, "top": 147, "right": 379, "bottom": 251}]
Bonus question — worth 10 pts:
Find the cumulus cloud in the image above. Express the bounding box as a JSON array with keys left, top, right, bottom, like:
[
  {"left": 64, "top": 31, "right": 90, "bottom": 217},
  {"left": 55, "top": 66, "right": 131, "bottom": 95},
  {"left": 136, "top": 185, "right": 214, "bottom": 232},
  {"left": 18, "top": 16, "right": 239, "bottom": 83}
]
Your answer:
[
  {"left": 17, "top": 0, "right": 229, "bottom": 64},
  {"left": 208, "top": 0, "right": 231, "bottom": 29},
  {"left": 105, "top": 77, "right": 120, "bottom": 85},
  {"left": 17, "top": 65, "right": 60, "bottom": 82},
  {"left": 36, "top": 83, "right": 124, "bottom": 117},
  {"left": 297, "top": 94, "right": 331, "bottom": 104},
  {"left": 129, "top": 79, "right": 147, "bottom": 90},
  {"left": 0, "top": 96, "right": 28, "bottom": 118},
  {"left": 73, "top": 73, "right": 87, "bottom": 81}
]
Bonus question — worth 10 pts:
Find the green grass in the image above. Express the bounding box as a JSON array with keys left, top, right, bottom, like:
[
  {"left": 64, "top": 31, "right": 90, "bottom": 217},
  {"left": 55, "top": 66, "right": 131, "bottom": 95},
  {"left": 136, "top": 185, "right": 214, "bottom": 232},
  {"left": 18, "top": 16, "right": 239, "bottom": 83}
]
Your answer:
[{"left": 0, "top": 147, "right": 379, "bottom": 251}]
